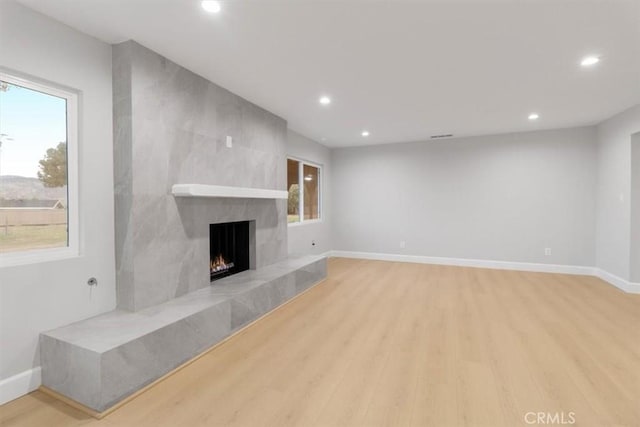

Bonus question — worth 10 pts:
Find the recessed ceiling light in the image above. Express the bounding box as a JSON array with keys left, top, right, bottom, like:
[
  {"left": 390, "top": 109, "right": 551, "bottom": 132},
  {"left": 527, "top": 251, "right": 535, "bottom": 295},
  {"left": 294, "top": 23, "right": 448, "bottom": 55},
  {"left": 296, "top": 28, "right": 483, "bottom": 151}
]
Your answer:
[
  {"left": 201, "top": 0, "right": 221, "bottom": 13},
  {"left": 319, "top": 96, "right": 331, "bottom": 105},
  {"left": 361, "top": 130, "right": 370, "bottom": 137},
  {"left": 528, "top": 113, "right": 539, "bottom": 120},
  {"left": 580, "top": 56, "right": 600, "bottom": 67}
]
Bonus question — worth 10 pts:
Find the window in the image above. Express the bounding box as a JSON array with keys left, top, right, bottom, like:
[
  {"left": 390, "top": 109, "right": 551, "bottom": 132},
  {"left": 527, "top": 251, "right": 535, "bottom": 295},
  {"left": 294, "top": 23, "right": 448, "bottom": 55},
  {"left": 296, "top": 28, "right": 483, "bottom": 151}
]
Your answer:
[
  {"left": 287, "top": 158, "right": 321, "bottom": 224},
  {"left": 0, "top": 72, "right": 78, "bottom": 262}
]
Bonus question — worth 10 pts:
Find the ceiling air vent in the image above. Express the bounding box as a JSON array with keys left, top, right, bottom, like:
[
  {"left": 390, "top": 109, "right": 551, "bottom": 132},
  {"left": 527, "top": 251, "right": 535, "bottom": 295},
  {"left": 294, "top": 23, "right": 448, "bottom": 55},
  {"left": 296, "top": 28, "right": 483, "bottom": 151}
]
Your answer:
[{"left": 430, "top": 134, "right": 453, "bottom": 139}]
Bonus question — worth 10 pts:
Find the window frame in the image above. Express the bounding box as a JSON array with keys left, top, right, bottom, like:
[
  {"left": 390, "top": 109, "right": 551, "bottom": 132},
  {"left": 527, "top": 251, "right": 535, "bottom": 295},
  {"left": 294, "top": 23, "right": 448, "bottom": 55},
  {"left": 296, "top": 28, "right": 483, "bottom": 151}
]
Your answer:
[
  {"left": 287, "top": 156, "right": 322, "bottom": 227},
  {"left": 0, "top": 70, "right": 80, "bottom": 267}
]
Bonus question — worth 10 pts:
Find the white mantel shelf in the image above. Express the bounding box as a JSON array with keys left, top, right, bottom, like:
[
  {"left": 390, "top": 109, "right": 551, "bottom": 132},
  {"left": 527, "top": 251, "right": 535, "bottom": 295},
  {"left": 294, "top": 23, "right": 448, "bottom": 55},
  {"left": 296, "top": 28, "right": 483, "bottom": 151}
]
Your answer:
[{"left": 171, "top": 184, "right": 288, "bottom": 200}]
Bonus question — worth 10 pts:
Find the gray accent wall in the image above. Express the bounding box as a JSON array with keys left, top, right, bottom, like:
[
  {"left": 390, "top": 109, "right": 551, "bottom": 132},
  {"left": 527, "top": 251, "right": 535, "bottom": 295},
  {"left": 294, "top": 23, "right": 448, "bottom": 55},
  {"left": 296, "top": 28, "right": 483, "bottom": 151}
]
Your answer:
[
  {"left": 331, "top": 127, "right": 597, "bottom": 266},
  {"left": 286, "top": 130, "right": 332, "bottom": 255},
  {"left": 595, "top": 105, "right": 640, "bottom": 281},
  {"left": 113, "top": 41, "right": 288, "bottom": 312}
]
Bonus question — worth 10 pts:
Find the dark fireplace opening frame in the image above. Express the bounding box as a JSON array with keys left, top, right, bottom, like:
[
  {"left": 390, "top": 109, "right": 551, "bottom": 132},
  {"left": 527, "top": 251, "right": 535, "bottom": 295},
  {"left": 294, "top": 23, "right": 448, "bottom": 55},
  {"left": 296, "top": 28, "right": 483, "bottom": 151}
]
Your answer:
[{"left": 209, "top": 220, "right": 256, "bottom": 282}]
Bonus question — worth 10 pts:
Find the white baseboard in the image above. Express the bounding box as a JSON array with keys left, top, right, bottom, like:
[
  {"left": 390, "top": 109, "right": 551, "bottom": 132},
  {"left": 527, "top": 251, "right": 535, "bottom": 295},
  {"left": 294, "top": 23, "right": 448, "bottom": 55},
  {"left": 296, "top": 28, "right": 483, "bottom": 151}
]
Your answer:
[
  {"left": 328, "top": 250, "right": 594, "bottom": 275},
  {"left": 327, "top": 250, "right": 640, "bottom": 293},
  {"left": 593, "top": 269, "right": 640, "bottom": 294},
  {"left": 0, "top": 367, "right": 41, "bottom": 406}
]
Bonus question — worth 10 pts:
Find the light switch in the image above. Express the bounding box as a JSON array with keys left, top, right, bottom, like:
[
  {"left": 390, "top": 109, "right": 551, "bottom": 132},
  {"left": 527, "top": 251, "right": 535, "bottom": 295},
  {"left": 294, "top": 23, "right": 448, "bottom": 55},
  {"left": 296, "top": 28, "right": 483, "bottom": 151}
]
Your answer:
[{"left": 226, "top": 136, "right": 233, "bottom": 148}]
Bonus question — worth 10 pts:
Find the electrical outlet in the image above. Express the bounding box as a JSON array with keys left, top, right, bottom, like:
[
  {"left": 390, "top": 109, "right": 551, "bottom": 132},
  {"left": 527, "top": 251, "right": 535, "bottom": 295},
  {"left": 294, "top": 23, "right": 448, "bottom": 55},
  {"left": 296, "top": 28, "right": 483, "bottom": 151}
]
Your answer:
[
  {"left": 400, "top": 241, "right": 406, "bottom": 249},
  {"left": 226, "top": 135, "right": 233, "bottom": 148},
  {"left": 544, "top": 248, "right": 552, "bottom": 256}
]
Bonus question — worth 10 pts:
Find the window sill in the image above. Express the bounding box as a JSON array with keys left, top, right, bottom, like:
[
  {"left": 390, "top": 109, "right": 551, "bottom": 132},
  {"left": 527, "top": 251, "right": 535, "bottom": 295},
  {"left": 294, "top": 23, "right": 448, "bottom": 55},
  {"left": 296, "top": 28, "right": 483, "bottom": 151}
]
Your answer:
[
  {"left": 0, "top": 246, "right": 79, "bottom": 268},
  {"left": 288, "top": 219, "right": 323, "bottom": 227}
]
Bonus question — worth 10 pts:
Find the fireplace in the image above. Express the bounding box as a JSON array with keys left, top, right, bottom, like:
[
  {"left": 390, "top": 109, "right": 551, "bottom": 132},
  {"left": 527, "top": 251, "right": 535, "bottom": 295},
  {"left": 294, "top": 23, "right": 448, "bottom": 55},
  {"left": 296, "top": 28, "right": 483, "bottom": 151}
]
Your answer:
[{"left": 210, "top": 221, "right": 252, "bottom": 282}]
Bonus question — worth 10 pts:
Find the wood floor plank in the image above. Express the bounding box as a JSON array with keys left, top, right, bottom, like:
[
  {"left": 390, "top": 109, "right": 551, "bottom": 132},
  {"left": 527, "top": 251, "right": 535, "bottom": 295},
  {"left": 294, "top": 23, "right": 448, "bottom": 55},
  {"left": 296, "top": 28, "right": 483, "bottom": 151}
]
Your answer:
[{"left": 1, "top": 258, "right": 639, "bottom": 427}]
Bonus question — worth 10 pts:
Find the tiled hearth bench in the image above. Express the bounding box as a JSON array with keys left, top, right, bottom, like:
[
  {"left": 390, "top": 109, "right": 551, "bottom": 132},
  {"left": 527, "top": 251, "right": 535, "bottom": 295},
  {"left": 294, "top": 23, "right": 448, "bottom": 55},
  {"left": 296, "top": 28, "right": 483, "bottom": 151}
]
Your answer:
[{"left": 40, "top": 255, "right": 326, "bottom": 413}]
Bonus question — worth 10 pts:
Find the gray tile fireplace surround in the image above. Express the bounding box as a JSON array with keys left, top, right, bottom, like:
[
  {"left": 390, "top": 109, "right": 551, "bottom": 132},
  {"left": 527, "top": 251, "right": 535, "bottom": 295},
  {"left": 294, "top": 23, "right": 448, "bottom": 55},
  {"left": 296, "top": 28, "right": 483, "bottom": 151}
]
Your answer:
[{"left": 40, "top": 255, "right": 326, "bottom": 412}]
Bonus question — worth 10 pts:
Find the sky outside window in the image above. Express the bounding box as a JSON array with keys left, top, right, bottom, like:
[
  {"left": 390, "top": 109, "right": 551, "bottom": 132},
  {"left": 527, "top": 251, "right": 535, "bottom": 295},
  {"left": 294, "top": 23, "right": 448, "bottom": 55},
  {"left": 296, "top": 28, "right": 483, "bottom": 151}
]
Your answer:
[{"left": 0, "top": 82, "right": 67, "bottom": 178}]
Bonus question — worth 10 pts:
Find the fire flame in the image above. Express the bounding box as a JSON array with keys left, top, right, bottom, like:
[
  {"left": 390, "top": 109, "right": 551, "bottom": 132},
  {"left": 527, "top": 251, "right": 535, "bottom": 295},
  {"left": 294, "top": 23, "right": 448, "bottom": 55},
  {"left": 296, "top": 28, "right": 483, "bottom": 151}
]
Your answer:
[{"left": 210, "top": 254, "right": 234, "bottom": 273}]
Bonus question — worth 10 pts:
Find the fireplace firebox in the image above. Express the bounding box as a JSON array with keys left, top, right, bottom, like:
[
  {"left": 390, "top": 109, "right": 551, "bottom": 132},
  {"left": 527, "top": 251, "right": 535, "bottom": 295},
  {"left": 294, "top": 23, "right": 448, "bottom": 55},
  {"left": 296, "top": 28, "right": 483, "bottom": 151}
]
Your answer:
[{"left": 210, "top": 221, "right": 251, "bottom": 282}]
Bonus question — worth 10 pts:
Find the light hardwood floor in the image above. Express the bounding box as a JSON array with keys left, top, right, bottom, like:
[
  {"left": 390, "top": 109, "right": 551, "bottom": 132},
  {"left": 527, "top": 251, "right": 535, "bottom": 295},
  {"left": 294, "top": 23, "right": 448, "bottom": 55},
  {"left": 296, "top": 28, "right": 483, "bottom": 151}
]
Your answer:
[{"left": 1, "top": 258, "right": 639, "bottom": 427}]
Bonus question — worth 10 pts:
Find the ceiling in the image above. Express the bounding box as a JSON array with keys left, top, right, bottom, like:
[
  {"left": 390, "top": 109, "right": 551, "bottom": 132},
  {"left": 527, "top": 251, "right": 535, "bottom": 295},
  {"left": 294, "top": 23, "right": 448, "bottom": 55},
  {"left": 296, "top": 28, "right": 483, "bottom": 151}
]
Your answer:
[{"left": 18, "top": 0, "right": 640, "bottom": 147}]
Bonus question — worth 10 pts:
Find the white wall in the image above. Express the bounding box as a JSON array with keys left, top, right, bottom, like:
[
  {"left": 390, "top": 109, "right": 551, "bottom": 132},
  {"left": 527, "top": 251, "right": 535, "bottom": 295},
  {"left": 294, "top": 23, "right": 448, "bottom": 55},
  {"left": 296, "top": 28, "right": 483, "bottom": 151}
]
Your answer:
[
  {"left": 595, "top": 105, "right": 640, "bottom": 281},
  {"left": 0, "top": 2, "right": 115, "bottom": 402},
  {"left": 630, "top": 132, "right": 640, "bottom": 283},
  {"left": 286, "top": 130, "right": 332, "bottom": 255},
  {"left": 331, "top": 127, "right": 597, "bottom": 267}
]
